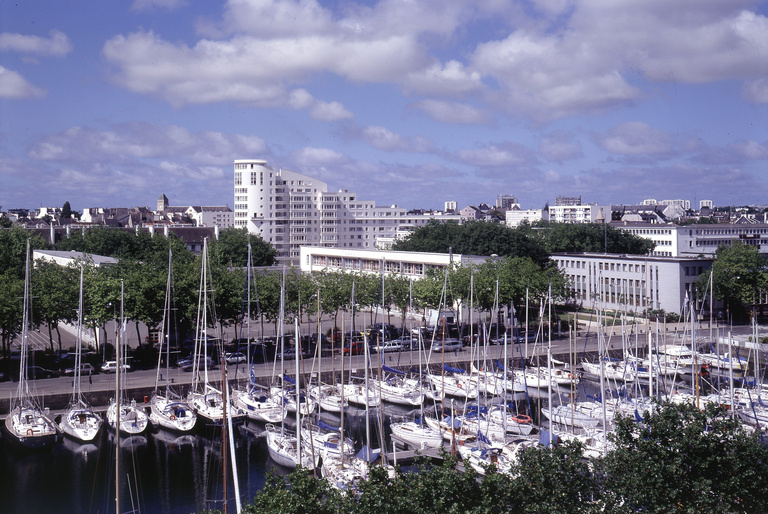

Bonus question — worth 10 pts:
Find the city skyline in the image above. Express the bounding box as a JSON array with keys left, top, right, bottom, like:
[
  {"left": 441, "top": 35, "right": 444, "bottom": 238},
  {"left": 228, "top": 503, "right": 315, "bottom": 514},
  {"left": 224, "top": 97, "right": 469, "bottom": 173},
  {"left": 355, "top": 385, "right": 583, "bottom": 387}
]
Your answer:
[{"left": 2, "top": 1, "right": 767, "bottom": 213}]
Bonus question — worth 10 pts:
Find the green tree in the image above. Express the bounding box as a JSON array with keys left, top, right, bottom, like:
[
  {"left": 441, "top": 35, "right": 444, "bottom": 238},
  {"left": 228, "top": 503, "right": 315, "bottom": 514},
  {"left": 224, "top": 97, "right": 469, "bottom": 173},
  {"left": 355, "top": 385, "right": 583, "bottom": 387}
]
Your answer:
[
  {"left": 600, "top": 402, "right": 768, "bottom": 513},
  {"left": 698, "top": 241, "right": 768, "bottom": 321},
  {"left": 0, "top": 272, "right": 24, "bottom": 356},
  {"left": 209, "top": 227, "right": 277, "bottom": 268},
  {"left": 0, "top": 215, "right": 13, "bottom": 228},
  {"left": 0, "top": 227, "right": 50, "bottom": 279},
  {"left": 242, "top": 468, "right": 342, "bottom": 513},
  {"left": 61, "top": 201, "right": 73, "bottom": 219},
  {"left": 393, "top": 220, "right": 550, "bottom": 265},
  {"left": 531, "top": 221, "right": 655, "bottom": 254},
  {"left": 511, "top": 441, "right": 599, "bottom": 513},
  {"left": 31, "top": 260, "right": 79, "bottom": 353}
]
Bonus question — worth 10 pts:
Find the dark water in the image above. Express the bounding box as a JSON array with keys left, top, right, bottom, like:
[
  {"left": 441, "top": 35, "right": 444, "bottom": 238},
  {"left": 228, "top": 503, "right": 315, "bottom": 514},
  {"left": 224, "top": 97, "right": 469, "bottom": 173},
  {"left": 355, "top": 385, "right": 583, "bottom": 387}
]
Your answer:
[{"left": 0, "top": 403, "right": 415, "bottom": 514}]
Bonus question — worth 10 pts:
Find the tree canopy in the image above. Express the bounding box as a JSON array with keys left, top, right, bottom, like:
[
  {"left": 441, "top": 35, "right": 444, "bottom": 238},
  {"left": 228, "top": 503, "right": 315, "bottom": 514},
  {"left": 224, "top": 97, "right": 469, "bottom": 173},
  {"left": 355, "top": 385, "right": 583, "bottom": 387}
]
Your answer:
[
  {"left": 697, "top": 241, "right": 768, "bottom": 321},
  {"left": 393, "top": 220, "right": 654, "bottom": 261}
]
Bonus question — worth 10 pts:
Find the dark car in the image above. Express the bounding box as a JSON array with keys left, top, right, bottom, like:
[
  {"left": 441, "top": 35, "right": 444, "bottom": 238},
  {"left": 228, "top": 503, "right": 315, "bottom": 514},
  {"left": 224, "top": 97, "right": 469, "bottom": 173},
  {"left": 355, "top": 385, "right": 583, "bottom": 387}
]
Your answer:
[{"left": 26, "top": 366, "right": 58, "bottom": 379}]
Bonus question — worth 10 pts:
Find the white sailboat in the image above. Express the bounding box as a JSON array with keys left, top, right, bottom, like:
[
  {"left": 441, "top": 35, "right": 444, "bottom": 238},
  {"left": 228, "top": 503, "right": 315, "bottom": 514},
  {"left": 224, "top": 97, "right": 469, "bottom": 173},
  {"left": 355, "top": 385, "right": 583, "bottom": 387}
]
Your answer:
[
  {"left": 59, "top": 265, "right": 102, "bottom": 442},
  {"left": 231, "top": 243, "right": 285, "bottom": 424},
  {"left": 4, "top": 240, "right": 58, "bottom": 449},
  {"left": 265, "top": 269, "right": 319, "bottom": 469},
  {"left": 106, "top": 281, "right": 149, "bottom": 436},
  {"left": 187, "top": 239, "right": 246, "bottom": 430},
  {"left": 149, "top": 248, "right": 197, "bottom": 433}
]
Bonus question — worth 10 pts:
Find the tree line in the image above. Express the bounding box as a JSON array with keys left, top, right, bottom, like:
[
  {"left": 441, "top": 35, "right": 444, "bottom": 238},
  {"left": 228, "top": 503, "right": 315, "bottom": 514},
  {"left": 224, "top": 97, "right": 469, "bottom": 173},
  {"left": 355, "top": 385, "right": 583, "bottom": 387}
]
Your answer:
[{"left": 0, "top": 225, "right": 570, "bottom": 357}]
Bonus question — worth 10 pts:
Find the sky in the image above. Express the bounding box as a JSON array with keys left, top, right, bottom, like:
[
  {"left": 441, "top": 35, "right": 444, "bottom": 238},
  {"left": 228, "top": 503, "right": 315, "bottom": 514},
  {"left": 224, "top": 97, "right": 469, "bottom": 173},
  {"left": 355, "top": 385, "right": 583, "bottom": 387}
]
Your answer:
[{"left": 1, "top": 0, "right": 768, "bottom": 214}]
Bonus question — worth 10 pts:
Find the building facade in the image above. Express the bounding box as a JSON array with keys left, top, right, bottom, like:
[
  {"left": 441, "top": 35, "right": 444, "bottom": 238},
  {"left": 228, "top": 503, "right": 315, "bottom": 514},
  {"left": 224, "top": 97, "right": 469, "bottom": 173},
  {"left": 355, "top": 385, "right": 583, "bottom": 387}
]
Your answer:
[
  {"left": 299, "top": 246, "right": 487, "bottom": 278},
  {"left": 552, "top": 252, "right": 713, "bottom": 315},
  {"left": 548, "top": 204, "right": 609, "bottom": 224},
  {"left": 233, "top": 159, "right": 462, "bottom": 265}
]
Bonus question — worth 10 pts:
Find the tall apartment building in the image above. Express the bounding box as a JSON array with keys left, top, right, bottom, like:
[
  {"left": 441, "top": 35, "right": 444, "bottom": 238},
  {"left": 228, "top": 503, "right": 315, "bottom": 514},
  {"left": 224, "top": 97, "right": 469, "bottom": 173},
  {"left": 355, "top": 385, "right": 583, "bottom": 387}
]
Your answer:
[
  {"left": 233, "top": 159, "right": 462, "bottom": 265},
  {"left": 555, "top": 196, "right": 582, "bottom": 206}
]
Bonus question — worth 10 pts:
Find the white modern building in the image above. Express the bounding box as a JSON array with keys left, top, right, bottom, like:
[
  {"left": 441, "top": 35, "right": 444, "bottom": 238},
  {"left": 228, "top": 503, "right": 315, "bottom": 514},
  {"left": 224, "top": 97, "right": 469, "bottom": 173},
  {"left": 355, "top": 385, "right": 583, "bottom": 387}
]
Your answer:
[
  {"left": 552, "top": 252, "right": 713, "bottom": 316},
  {"left": 299, "top": 246, "right": 488, "bottom": 278},
  {"left": 505, "top": 208, "right": 548, "bottom": 228},
  {"left": 613, "top": 223, "right": 679, "bottom": 257},
  {"left": 233, "top": 159, "right": 462, "bottom": 265},
  {"left": 615, "top": 222, "right": 768, "bottom": 258},
  {"left": 548, "top": 204, "right": 610, "bottom": 224}
]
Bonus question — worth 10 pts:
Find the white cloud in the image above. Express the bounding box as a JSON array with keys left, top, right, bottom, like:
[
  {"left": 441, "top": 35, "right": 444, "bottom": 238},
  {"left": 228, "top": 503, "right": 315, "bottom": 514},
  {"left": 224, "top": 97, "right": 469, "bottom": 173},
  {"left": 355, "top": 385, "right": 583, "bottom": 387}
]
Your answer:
[
  {"left": 404, "top": 60, "right": 483, "bottom": 96},
  {"left": 291, "top": 147, "right": 348, "bottom": 167},
  {"left": 0, "top": 30, "right": 72, "bottom": 56},
  {"left": 0, "top": 66, "right": 47, "bottom": 99},
  {"left": 539, "top": 131, "right": 583, "bottom": 162},
  {"left": 595, "top": 122, "right": 674, "bottom": 155},
  {"left": 358, "top": 125, "right": 434, "bottom": 153},
  {"left": 742, "top": 78, "right": 768, "bottom": 103},
  {"left": 730, "top": 140, "right": 768, "bottom": 160},
  {"left": 28, "top": 123, "right": 268, "bottom": 165},
  {"left": 454, "top": 142, "right": 537, "bottom": 167},
  {"left": 412, "top": 99, "right": 492, "bottom": 125},
  {"left": 131, "top": 0, "right": 187, "bottom": 12}
]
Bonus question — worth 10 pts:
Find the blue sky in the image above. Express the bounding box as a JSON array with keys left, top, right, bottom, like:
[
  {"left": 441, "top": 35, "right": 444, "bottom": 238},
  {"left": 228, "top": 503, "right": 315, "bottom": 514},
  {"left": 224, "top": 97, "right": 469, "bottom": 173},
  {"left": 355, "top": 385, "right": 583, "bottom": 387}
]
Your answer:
[{"left": 1, "top": 0, "right": 767, "bottom": 213}]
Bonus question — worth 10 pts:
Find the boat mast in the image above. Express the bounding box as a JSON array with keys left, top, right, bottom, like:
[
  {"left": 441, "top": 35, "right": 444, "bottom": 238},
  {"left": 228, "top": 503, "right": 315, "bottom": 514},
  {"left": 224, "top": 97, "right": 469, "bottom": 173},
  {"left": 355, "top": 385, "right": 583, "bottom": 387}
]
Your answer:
[{"left": 115, "top": 279, "right": 123, "bottom": 514}]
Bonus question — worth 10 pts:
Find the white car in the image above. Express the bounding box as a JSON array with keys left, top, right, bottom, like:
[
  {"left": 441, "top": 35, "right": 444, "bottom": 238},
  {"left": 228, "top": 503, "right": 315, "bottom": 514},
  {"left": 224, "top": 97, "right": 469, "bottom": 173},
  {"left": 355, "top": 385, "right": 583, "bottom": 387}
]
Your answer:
[
  {"left": 374, "top": 341, "right": 403, "bottom": 353},
  {"left": 101, "top": 361, "right": 131, "bottom": 373},
  {"left": 225, "top": 352, "right": 247, "bottom": 364}
]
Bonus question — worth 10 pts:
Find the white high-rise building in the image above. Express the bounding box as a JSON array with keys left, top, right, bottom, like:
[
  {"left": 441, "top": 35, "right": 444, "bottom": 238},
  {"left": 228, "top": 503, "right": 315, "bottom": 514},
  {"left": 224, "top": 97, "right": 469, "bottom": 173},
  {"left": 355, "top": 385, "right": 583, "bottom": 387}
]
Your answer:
[{"left": 233, "top": 159, "right": 462, "bottom": 265}]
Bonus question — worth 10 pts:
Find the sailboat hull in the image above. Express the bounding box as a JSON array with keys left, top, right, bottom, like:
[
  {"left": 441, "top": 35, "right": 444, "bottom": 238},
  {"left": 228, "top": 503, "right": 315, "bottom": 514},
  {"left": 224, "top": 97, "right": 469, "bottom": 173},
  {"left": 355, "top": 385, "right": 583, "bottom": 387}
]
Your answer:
[{"left": 4, "top": 408, "right": 58, "bottom": 450}]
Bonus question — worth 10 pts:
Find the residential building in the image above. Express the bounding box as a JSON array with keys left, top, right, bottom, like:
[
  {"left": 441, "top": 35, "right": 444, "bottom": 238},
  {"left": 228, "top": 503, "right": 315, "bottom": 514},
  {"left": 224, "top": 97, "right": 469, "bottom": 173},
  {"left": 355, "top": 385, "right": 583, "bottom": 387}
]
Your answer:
[
  {"left": 505, "top": 208, "right": 548, "bottom": 228},
  {"left": 548, "top": 203, "right": 609, "bottom": 224},
  {"left": 495, "top": 194, "right": 519, "bottom": 210},
  {"left": 555, "top": 196, "right": 582, "bottom": 206},
  {"left": 185, "top": 205, "right": 233, "bottom": 228},
  {"left": 552, "top": 252, "right": 713, "bottom": 315},
  {"left": 233, "top": 159, "right": 462, "bottom": 265}
]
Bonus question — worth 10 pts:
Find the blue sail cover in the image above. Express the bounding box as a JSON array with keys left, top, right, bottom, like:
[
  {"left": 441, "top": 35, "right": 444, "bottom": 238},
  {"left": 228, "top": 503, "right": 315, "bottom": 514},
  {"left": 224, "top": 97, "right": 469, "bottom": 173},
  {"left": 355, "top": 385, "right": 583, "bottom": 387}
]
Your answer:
[
  {"left": 538, "top": 430, "right": 560, "bottom": 448},
  {"left": 318, "top": 420, "right": 340, "bottom": 432},
  {"left": 494, "top": 359, "right": 505, "bottom": 371},
  {"left": 443, "top": 364, "right": 466, "bottom": 374},
  {"left": 283, "top": 374, "right": 296, "bottom": 385},
  {"left": 382, "top": 365, "right": 406, "bottom": 375},
  {"left": 477, "top": 430, "right": 492, "bottom": 446},
  {"left": 356, "top": 445, "right": 381, "bottom": 463}
]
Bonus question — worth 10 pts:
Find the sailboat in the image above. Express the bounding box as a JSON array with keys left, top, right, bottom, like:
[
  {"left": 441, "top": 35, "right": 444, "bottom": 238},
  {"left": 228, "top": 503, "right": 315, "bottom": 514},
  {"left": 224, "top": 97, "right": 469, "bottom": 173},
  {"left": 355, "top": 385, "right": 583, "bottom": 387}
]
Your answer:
[
  {"left": 106, "top": 280, "right": 149, "bottom": 436},
  {"left": 187, "top": 239, "right": 246, "bottom": 431},
  {"left": 59, "top": 265, "right": 102, "bottom": 442},
  {"left": 232, "top": 244, "right": 285, "bottom": 424},
  {"left": 149, "top": 248, "right": 197, "bottom": 433},
  {"left": 265, "top": 268, "right": 319, "bottom": 469},
  {"left": 3, "top": 240, "right": 58, "bottom": 449}
]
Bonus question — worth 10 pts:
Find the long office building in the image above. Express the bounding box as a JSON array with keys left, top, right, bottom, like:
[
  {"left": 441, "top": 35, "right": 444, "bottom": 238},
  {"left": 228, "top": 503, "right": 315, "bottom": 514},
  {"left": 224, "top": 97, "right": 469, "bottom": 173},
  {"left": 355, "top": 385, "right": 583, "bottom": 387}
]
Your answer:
[
  {"left": 233, "top": 159, "right": 462, "bottom": 265},
  {"left": 552, "top": 252, "right": 713, "bottom": 315}
]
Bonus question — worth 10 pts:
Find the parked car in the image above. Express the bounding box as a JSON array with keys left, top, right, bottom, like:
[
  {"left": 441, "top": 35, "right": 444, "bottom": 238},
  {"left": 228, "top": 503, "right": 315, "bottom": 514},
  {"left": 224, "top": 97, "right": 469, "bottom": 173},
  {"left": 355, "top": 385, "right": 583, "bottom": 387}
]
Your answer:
[
  {"left": 341, "top": 341, "right": 367, "bottom": 355},
  {"left": 27, "top": 366, "right": 59, "bottom": 379},
  {"left": 431, "top": 338, "right": 463, "bottom": 352},
  {"left": 64, "top": 363, "right": 96, "bottom": 376},
  {"left": 374, "top": 341, "right": 403, "bottom": 353},
  {"left": 225, "top": 352, "right": 247, "bottom": 364},
  {"left": 393, "top": 335, "right": 416, "bottom": 349},
  {"left": 178, "top": 355, "right": 216, "bottom": 372},
  {"left": 101, "top": 361, "right": 131, "bottom": 373}
]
